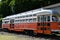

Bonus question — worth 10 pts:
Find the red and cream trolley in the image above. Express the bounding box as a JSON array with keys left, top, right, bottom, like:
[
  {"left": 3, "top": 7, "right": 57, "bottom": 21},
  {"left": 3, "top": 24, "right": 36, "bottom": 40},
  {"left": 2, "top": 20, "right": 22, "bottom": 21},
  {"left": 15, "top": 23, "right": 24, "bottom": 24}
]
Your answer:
[{"left": 2, "top": 8, "right": 60, "bottom": 35}]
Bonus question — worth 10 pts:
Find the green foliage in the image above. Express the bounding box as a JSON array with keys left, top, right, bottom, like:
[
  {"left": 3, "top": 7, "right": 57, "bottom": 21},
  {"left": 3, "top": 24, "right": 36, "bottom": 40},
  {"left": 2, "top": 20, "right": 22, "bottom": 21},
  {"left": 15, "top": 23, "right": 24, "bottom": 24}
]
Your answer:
[
  {"left": 0, "top": 2, "right": 2, "bottom": 5},
  {"left": 0, "top": 0, "right": 60, "bottom": 17},
  {"left": 0, "top": 0, "right": 12, "bottom": 17},
  {"left": 15, "top": 0, "right": 52, "bottom": 13},
  {"left": 9, "top": 0, "right": 15, "bottom": 7}
]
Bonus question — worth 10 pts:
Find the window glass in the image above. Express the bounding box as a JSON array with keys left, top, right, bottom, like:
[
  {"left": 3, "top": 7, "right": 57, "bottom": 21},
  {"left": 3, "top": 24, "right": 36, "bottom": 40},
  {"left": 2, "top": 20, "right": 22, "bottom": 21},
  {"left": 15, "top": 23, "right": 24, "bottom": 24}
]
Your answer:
[
  {"left": 47, "top": 16, "right": 50, "bottom": 22},
  {"left": 22, "top": 16, "right": 25, "bottom": 18},
  {"left": 41, "top": 16, "right": 44, "bottom": 22},
  {"left": 4, "top": 18, "right": 9, "bottom": 20},
  {"left": 15, "top": 20, "right": 20, "bottom": 23},
  {"left": 52, "top": 16, "right": 58, "bottom": 22},
  {"left": 33, "top": 14, "right": 36, "bottom": 16},
  {"left": 23, "top": 19, "right": 25, "bottom": 22},
  {"left": 20, "top": 20, "right": 22, "bottom": 23},
  {"left": 15, "top": 17, "right": 17, "bottom": 18},
  {"left": 26, "top": 19, "right": 29, "bottom": 22},
  {"left": 58, "top": 18, "right": 60, "bottom": 22},
  {"left": 18, "top": 17, "right": 19, "bottom": 18},
  {"left": 29, "top": 19, "right": 32, "bottom": 22},
  {"left": 38, "top": 16, "right": 40, "bottom": 22},
  {"left": 29, "top": 15, "right": 32, "bottom": 17},
  {"left": 26, "top": 15, "right": 28, "bottom": 17},
  {"left": 43, "top": 16, "right": 46, "bottom": 22},
  {"left": 33, "top": 18, "right": 36, "bottom": 22},
  {"left": 10, "top": 19, "right": 14, "bottom": 24},
  {"left": 4, "top": 21, "right": 9, "bottom": 24},
  {"left": 20, "top": 16, "right": 22, "bottom": 18}
]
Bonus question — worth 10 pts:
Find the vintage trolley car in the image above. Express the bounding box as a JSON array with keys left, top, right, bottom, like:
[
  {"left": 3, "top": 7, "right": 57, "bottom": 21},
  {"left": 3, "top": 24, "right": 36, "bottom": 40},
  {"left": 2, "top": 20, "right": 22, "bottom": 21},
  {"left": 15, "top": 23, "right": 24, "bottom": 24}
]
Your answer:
[{"left": 2, "top": 8, "right": 60, "bottom": 35}]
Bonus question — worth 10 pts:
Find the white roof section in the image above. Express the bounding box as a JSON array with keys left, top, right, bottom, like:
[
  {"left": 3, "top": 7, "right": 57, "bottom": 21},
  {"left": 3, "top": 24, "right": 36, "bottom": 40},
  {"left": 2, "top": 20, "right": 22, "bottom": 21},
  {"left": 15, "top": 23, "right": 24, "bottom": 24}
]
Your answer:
[{"left": 3, "top": 8, "right": 53, "bottom": 19}]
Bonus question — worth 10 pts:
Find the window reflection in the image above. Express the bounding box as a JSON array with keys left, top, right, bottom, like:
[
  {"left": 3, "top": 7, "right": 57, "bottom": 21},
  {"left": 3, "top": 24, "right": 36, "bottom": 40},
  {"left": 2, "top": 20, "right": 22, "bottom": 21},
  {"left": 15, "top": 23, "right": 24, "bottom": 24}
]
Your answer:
[{"left": 52, "top": 16, "right": 58, "bottom": 22}]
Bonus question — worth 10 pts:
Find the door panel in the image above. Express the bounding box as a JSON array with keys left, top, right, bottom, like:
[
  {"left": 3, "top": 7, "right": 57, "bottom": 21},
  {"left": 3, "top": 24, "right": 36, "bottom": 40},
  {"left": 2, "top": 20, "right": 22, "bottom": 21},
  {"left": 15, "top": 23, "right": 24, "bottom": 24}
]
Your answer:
[
  {"left": 43, "top": 15, "right": 51, "bottom": 34},
  {"left": 37, "top": 16, "right": 43, "bottom": 33},
  {"left": 37, "top": 15, "right": 51, "bottom": 34},
  {"left": 10, "top": 19, "right": 14, "bottom": 29}
]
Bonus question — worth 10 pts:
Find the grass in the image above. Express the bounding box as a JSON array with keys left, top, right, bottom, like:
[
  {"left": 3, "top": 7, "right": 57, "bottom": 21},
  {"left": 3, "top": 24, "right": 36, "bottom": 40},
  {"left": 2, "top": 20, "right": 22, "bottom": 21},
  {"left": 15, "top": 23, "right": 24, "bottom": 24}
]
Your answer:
[
  {"left": 0, "top": 34, "right": 32, "bottom": 40},
  {"left": 0, "top": 34, "right": 29, "bottom": 40},
  {"left": 0, "top": 34, "right": 18, "bottom": 40}
]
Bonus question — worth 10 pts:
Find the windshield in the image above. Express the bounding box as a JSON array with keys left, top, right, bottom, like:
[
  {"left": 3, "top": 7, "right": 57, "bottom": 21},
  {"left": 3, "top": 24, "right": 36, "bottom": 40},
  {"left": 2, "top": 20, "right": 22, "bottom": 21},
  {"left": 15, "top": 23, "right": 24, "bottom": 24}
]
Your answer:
[
  {"left": 59, "top": 18, "right": 60, "bottom": 22},
  {"left": 52, "top": 16, "right": 58, "bottom": 22}
]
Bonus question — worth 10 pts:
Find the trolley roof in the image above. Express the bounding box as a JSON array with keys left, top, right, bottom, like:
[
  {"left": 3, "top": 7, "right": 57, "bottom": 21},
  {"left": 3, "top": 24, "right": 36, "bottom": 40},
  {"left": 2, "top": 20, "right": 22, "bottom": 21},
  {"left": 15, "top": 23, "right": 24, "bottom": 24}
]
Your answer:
[{"left": 3, "top": 8, "right": 60, "bottom": 19}]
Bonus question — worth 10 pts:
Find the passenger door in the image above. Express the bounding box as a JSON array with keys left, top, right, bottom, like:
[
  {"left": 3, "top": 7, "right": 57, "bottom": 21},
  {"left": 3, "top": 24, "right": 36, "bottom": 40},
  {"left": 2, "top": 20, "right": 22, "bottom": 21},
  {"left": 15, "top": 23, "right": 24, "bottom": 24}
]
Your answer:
[
  {"left": 10, "top": 19, "right": 14, "bottom": 29},
  {"left": 37, "top": 15, "right": 51, "bottom": 34},
  {"left": 37, "top": 15, "right": 45, "bottom": 34},
  {"left": 43, "top": 15, "right": 51, "bottom": 34}
]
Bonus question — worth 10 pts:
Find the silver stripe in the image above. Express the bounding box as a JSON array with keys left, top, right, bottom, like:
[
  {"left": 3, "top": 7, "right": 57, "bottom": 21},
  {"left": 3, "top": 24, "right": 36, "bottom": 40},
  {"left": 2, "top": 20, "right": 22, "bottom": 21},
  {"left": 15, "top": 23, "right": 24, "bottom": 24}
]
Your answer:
[{"left": 51, "top": 30, "right": 60, "bottom": 32}]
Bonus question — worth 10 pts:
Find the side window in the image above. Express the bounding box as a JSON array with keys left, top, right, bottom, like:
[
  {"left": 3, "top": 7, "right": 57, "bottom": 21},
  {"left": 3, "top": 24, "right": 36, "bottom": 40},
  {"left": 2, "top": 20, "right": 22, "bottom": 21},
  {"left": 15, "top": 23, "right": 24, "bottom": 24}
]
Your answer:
[
  {"left": 23, "top": 19, "right": 26, "bottom": 22},
  {"left": 43, "top": 16, "right": 46, "bottom": 22},
  {"left": 33, "top": 18, "right": 36, "bottom": 22},
  {"left": 26, "top": 15, "right": 28, "bottom": 17},
  {"left": 38, "top": 16, "right": 40, "bottom": 22},
  {"left": 23, "top": 16, "right": 24, "bottom": 18},
  {"left": 47, "top": 16, "right": 50, "bottom": 22},
  {"left": 10, "top": 19, "right": 14, "bottom": 24},
  {"left": 59, "top": 18, "right": 60, "bottom": 22},
  {"left": 20, "top": 16, "right": 22, "bottom": 18},
  {"left": 29, "top": 15, "right": 32, "bottom": 17},
  {"left": 41, "top": 16, "right": 44, "bottom": 22},
  {"left": 26, "top": 19, "right": 29, "bottom": 22},
  {"left": 23, "top": 19, "right": 24, "bottom": 22},
  {"left": 18, "top": 17, "right": 19, "bottom": 18},
  {"left": 15, "top": 19, "right": 22, "bottom": 23},
  {"left": 52, "top": 16, "right": 58, "bottom": 22},
  {"left": 33, "top": 14, "right": 36, "bottom": 16},
  {"left": 4, "top": 21, "right": 9, "bottom": 24},
  {"left": 29, "top": 19, "right": 32, "bottom": 22},
  {"left": 20, "top": 20, "right": 22, "bottom": 23}
]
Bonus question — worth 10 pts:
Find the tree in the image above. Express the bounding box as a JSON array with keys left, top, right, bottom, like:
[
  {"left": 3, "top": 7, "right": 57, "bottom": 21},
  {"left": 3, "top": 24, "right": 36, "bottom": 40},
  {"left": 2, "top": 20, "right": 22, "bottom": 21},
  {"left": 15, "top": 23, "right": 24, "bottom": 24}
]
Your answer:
[
  {"left": 1, "top": 0, "right": 12, "bottom": 17},
  {"left": 0, "top": 0, "right": 60, "bottom": 17}
]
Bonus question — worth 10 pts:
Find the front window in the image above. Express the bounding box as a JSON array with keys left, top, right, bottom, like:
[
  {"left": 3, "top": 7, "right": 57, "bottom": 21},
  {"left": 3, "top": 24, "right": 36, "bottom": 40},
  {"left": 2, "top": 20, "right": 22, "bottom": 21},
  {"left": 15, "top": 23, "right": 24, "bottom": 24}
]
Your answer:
[
  {"left": 58, "top": 18, "right": 60, "bottom": 22},
  {"left": 52, "top": 16, "right": 58, "bottom": 22}
]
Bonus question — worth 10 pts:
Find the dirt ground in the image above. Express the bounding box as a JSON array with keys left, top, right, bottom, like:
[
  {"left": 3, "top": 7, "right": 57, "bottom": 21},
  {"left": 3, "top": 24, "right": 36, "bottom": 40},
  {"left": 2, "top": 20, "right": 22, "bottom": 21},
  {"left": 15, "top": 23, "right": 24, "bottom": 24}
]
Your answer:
[{"left": 0, "top": 31, "right": 60, "bottom": 40}]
